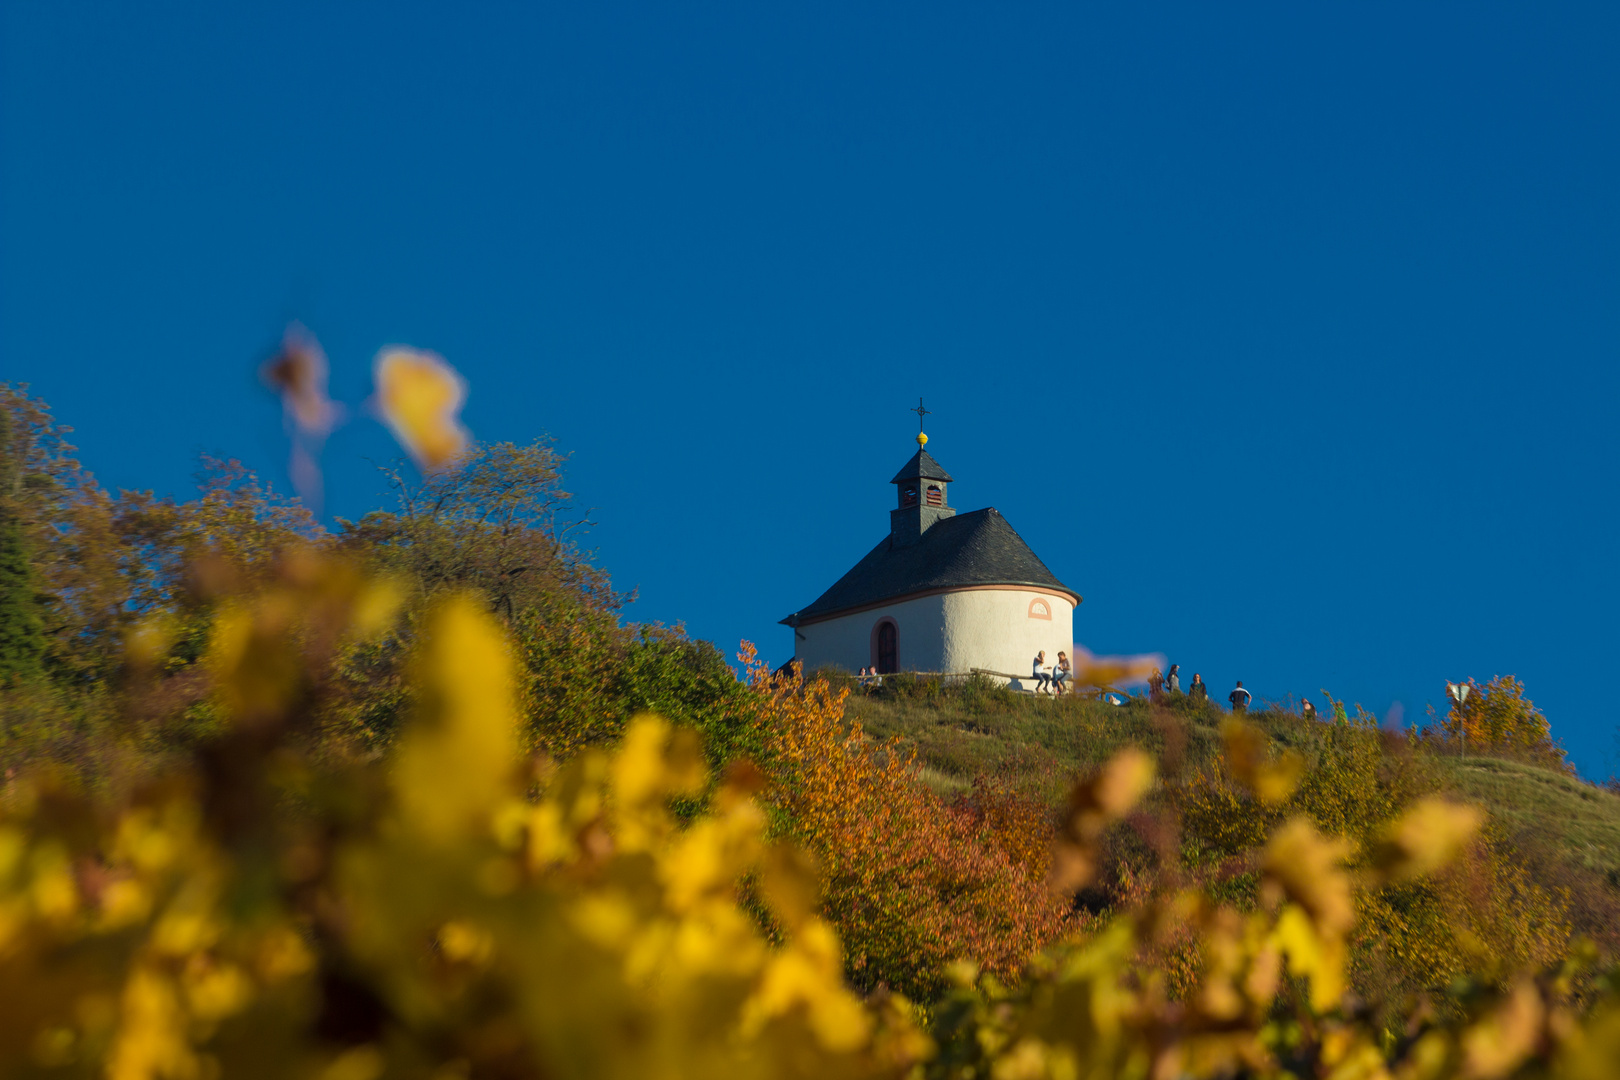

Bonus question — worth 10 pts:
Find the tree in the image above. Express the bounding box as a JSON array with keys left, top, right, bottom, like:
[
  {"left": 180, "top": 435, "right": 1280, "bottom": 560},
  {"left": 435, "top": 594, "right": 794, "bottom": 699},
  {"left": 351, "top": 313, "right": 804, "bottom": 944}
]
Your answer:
[
  {"left": 325, "top": 441, "right": 635, "bottom": 752},
  {"left": 112, "top": 454, "right": 324, "bottom": 616},
  {"left": 0, "top": 510, "right": 45, "bottom": 682},
  {"left": 323, "top": 442, "right": 756, "bottom": 758},
  {"left": 0, "top": 384, "right": 128, "bottom": 679},
  {"left": 1441, "top": 675, "right": 1562, "bottom": 762},
  {"left": 338, "top": 441, "right": 614, "bottom": 621}
]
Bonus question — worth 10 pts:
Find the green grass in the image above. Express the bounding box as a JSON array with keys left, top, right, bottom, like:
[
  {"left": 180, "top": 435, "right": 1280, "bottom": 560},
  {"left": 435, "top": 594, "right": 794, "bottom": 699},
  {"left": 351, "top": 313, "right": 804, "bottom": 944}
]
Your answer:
[
  {"left": 1439, "top": 754, "right": 1620, "bottom": 874},
  {"left": 851, "top": 688, "right": 1219, "bottom": 801},
  {"left": 838, "top": 676, "right": 1620, "bottom": 881}
]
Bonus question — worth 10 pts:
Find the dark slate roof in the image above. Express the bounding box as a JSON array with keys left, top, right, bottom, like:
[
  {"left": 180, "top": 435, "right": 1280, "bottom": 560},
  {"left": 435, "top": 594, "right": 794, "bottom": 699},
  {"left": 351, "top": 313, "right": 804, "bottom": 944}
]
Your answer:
[
  {"left": 889, "top": 449, "right": 954, "bottom": 484},
  {"left": 781, "top": 508, "right": 1078, "bottom": 624}
]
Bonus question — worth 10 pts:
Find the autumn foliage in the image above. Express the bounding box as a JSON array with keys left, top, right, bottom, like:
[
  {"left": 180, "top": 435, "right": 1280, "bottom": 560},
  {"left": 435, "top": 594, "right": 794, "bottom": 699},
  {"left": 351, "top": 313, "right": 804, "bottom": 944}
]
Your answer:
[
  {"left": 1442, "top": 675, "right": 1563, "bottom": 762},
  {"left": 0, "top": 529, "right": 1617, "bottom": 1078},
  {"left": 742, "top": 647, "right": 1071, "bottom": 999},
  {"left": 0, "top": 566, "right": 923, "bottom": 1078},
  {"left": 6, "top": 348, "right": 1620, "bottom": 1079},
  {"left": 1175, "top": 712, "right": 1576, "bottom": 1028}
]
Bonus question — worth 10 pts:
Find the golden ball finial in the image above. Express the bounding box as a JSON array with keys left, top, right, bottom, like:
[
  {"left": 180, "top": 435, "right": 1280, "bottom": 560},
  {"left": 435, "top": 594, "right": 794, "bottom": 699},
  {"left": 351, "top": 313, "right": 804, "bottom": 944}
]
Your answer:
[{"left": 917, "top": 431, "right": 928, "bottom": 448}]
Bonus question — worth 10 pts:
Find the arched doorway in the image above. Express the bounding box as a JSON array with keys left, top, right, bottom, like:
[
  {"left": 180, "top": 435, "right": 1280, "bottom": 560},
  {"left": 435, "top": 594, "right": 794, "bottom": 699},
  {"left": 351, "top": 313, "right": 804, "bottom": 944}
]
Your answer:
[{"left": 875, "top": 619, "right": 898, "bottom": 674}]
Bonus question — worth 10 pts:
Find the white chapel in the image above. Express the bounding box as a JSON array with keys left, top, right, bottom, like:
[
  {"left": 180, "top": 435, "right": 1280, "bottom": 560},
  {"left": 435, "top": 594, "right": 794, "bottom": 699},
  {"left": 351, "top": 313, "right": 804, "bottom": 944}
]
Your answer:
[{"left": 782, "top": 428, "right": 1079, "bottom": 676}]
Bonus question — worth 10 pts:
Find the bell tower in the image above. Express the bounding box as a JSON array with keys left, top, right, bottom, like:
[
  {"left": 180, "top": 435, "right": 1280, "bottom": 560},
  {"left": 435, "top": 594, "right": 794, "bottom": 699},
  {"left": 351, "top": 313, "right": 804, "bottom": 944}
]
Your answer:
[{"left": 890, "top": 405, "right": 955, "bottom": 546}]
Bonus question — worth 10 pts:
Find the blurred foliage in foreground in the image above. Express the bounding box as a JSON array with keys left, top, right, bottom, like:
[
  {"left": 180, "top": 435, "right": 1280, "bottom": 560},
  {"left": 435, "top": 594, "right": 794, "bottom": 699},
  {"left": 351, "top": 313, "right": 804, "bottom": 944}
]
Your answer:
[
  {"left": 3, "top": 553, "right": 1620, "bottom": 1079},
  {"left": 6, "top": 377, "right": 1620, "bottom": 1077},
  {"left": 1, "top": 566, "right": 918, "bottom": 1078}
]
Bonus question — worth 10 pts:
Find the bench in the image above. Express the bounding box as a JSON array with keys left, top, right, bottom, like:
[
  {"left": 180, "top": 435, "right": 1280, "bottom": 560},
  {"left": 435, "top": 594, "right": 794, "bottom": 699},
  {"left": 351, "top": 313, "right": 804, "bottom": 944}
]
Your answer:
[{"left": 969, "top": 668, "right": 1121, "bottom": 698}]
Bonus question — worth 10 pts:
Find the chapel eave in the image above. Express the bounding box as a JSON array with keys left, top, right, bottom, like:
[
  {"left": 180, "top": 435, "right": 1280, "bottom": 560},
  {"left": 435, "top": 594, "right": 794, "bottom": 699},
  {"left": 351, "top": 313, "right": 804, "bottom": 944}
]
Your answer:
[
  {"left": 782, "top": 506, "right": 1078, "bottom": 626},
  {"left": 781, "top": 580, "right": 1082, "bottom": 628}
]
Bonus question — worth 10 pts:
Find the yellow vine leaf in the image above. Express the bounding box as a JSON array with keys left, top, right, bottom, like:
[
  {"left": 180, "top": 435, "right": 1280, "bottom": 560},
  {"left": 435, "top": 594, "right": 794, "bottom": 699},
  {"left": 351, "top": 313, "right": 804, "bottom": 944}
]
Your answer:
[
  {"left": 1262, "top": 818, "right": 1356, "bottom": 1012},
  {"left": 372, "top": 346, "right": 469, "bottom": 471},
  {"left": 1371, "top": 798, "right": 1485, "bottom": 883},
  {"left": 392, "top": 595, "right": 519, "bottom": 844},
  {"left": 1223, "top": 718, "right": 1305, "bottom": 805},
  {"left": 1557, "top": 1003, "right": 1620, "bottom": 1080},
  {"left": 1051, "top": 748, "right": 1156, "bottom": 893},
  {"left": 1070, "top": 647, "right": 1164, "bottom": 690},
  {"left": 1270, "top": 904, "right": 1348, "bottom": 1013},
  {"left": 1459, "top": 980, "right": 1543, "bottom": 1080}
]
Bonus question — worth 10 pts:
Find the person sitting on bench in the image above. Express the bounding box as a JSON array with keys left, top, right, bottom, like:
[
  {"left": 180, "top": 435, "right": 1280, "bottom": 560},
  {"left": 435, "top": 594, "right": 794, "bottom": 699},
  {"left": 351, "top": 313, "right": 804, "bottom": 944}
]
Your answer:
[
  {"left": 1032, "top": 650, "right": 1052, "bottom": 693},
  {"left": 1052, "top": 651, "right": 1072, "bottom": 696}
]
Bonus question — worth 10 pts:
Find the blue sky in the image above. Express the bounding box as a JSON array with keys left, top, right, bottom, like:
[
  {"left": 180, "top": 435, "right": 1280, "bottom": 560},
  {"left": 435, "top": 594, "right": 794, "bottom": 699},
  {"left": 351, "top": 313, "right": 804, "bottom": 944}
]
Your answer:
[{"left": 4, "top": 3, "right": 1617, "bottom": 774}]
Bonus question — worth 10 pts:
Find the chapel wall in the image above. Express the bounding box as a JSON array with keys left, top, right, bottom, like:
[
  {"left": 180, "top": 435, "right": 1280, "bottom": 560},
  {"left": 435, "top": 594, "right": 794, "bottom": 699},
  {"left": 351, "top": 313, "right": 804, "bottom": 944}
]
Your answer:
[
  {"left": 940, "top": 588, "right": 1074, "bottom": 685},
  {"left": 793, "top": 588, "right": 1074, "bottom": 678},
  {"left": 793, "top": 593, "right": 948, "bottom": 674}
]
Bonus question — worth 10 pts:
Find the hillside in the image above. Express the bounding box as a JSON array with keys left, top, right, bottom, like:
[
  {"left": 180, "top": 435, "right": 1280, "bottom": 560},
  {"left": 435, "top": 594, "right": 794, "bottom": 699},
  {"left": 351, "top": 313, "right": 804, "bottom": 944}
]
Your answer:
[{"left": 838, "top": 672, "right": 1620, "bottom": 947}]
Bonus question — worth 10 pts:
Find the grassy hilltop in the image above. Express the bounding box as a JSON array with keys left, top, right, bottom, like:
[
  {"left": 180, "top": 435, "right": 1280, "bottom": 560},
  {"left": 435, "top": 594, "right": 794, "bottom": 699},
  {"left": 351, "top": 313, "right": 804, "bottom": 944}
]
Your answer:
[{"left": 828, "top": 672, "right": 1620, "bottom": 950}]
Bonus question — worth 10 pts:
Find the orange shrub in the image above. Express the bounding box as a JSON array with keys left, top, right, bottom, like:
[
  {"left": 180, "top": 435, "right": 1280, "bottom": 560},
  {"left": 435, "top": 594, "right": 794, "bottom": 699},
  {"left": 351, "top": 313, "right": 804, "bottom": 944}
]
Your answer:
[
  {"left": 958, "top": 772, "right": 1056, "bottom": 883},
  {"left": 741, "top": 647, "right": 1070, "bottom": 1000},
  {"left": 1443, "top": 675, "right": 1566, "bottom": 765}
]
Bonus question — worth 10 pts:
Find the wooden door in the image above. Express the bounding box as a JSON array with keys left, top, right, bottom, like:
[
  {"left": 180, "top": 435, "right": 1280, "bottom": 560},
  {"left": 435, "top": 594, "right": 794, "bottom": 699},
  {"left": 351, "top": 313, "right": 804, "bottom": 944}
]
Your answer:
[{"left": 877, "top": 621, "right": 898, "bottom": 674}]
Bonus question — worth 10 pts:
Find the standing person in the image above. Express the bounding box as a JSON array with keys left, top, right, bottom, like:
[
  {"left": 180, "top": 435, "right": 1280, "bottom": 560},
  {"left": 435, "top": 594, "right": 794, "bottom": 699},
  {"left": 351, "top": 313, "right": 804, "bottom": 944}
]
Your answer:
[
  {"left": 1148, "top": 667, "right": 1165, "bottom": 702},
  {"left": 1053, "top": 651, "right": 1072, "bottom": 696},
  {"left": 1302, "top": 698, "right": 1317, "bottom": 721},
  {"left": 1032, "top": 650, "right": 1052, "bottom": 693},
  {"left": 1166, "top": 664, "right": 1181, "bottom": 694},
  {"left": 1229, "top": 680, "right": 1251, "bottom": 712},
  {"left": 1189, "top": 673, "right": 1208, "bottom": 702}
]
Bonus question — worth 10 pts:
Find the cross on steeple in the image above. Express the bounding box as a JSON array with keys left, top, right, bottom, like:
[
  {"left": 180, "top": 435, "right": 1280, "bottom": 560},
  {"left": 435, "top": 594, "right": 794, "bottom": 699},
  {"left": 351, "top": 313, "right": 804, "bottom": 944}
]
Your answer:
[{"left": 910, "top": 397, "right": 930, "bottom": 432}]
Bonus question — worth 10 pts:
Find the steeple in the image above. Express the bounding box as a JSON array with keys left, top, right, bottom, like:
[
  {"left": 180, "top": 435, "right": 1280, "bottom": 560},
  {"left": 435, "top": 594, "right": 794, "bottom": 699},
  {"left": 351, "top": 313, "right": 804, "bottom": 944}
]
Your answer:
[{"left": 890, "top": 425, "right": 956, "bottom": 547}]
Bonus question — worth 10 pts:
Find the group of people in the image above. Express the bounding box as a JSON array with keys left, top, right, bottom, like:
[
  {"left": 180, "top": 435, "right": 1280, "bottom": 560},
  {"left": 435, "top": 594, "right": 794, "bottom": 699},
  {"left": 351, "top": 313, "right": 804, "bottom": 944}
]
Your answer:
[
  {"left": 1028, "top": 653, "right": 1255, "bottom": 708},
  {"left": 1150, "top": 664, "right": 1252, "bottom": 711},
  {"left": 1030, "top": 650, "right": 1074, "bottom": 695},
  {"left": 861, "top": 654, "right": 1263, "bottom": 712}
]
